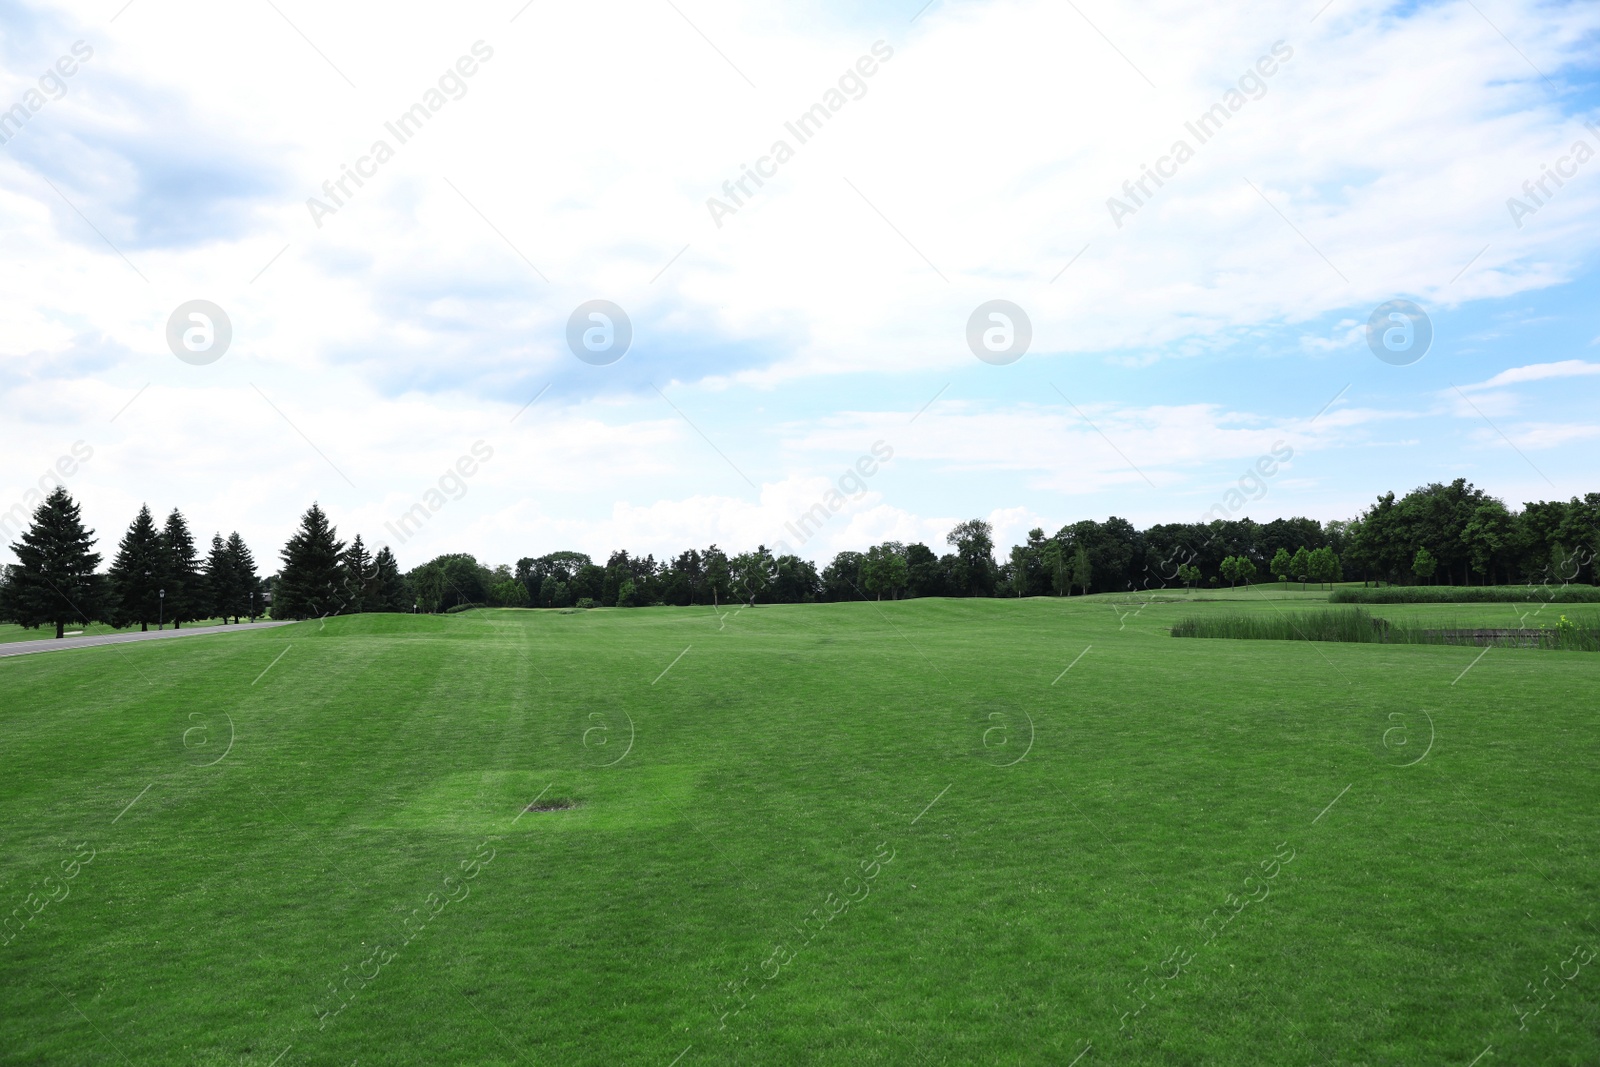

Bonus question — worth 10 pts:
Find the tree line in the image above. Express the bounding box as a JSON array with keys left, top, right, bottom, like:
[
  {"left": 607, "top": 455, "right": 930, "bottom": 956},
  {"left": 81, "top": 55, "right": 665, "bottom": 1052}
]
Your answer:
[
  {"left": 3, "top": 479, "right": 1595, "bottom": 634},
  {"left": 0, "top": 488, "right": 264, "bottom": 638}
]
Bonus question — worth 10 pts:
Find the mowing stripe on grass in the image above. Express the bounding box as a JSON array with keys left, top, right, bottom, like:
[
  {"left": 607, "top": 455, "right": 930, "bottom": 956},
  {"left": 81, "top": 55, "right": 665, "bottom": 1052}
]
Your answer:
[
  {"left": 845, "top": 577, "right": 954, "bottom": 685},
  {"left": 45, "top": 976, "right": 137, "bottom": 1066}
]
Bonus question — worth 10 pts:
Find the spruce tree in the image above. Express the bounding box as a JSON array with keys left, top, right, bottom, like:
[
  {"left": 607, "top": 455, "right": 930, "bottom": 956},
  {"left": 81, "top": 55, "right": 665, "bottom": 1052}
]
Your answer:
[
  {"left": 108, "top": 505, "right": 167, "bottom": 631},
  {"left": 0, "top": 487, "right": 104, "bottom": 639},
  {"left": 204, "top": 533, "right": 233, "bottom": 622},
  {"left": 273, "top": 504, "right": 345, "bottom": 619},
  {"left": 371, "top": 546, "right": 409, "bottom": 612},
  {"left": 339, "top": 534, "right": 372, "bottom": 614},
  {"left": 224, "top": 532, "right": 260, "bottom": 621},
  {"left": 162, "top": 509, "right": 203, "bottom": 628}
]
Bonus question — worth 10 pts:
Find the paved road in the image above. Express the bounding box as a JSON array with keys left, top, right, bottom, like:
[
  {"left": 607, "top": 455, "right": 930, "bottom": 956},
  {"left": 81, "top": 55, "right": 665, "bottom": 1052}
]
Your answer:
[{"left": 0, "top": 620, "right": 295, "bottom": 659}]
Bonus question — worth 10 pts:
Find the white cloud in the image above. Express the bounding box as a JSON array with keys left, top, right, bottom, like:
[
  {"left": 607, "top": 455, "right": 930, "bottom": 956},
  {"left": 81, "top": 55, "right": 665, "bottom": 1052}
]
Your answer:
[
  {"left": 1482, "top": 422, "right": 1600, "bottom": 451},
  {"left": 2, "top": 0, "right": 1598, "bottom": 568},
  {"left": 1458, "top": 359, "right": 1600, "bottom": 391}
]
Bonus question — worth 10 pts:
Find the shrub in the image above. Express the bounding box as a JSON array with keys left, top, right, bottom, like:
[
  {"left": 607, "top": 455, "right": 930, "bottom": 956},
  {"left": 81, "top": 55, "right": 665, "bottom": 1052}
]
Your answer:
[
  {"left": 1329, "top": 585, "right": 1600, "bottom": 605},
  {"left": 574, "top": 597, "right": 598, "bottom": 610},
  {"left": 444, "top": 602, "right": 487, "bottom": 614}
]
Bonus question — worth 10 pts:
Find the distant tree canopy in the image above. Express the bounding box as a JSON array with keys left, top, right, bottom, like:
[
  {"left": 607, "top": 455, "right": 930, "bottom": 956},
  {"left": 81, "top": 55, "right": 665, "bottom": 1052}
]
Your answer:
[
  {"left": 4, "top": 480, "right": 1595, "bottom": 636},
  {"left": 468, "top": 485, "right": 1594, "bottom": 607}
]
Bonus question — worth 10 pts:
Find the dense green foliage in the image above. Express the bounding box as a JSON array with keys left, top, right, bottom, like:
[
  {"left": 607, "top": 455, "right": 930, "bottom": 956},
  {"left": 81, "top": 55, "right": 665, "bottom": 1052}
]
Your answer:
[
  {"left": 1, "top": 599, "right": 1596, "bottom": 1063},
  {"left": 482, "top": 480, "right": 1596, "bottom": 606},
  {"left": 5, "top": 478, "right": 1598, "bottom": 630}
]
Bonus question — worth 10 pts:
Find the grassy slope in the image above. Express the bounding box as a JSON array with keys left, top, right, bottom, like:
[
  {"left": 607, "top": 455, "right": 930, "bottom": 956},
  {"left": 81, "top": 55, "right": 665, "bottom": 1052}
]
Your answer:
[{"left": 0, "top": 599, "right": 1595, "bottom": 1065}]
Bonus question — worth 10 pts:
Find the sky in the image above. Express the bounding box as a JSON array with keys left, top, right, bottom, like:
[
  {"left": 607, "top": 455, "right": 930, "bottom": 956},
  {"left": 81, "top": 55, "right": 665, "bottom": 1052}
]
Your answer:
[{"left": 2, "top": 0, "right": 1598, "bottom": 571}]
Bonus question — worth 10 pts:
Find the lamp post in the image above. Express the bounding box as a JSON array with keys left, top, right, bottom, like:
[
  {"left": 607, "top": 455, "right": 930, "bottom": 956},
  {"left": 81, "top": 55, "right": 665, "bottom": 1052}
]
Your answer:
[{"left": 159, "top": 588, "right": 165, "bottom": 631}]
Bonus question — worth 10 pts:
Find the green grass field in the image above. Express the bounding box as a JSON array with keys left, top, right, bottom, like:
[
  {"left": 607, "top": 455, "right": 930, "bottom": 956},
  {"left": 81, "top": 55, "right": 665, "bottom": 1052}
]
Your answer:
[{"left": 2, "top": 596, "right": 1596, "bottom": 1065}]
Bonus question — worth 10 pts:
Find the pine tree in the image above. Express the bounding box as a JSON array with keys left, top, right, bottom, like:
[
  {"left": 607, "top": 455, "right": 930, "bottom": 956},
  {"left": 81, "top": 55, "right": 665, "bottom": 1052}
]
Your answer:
[
  {"left": 109, "top": 505, "right": 167, "bottom": 631},
  {"left": 205, "top": 533, "right": 231, "bottom": 622},
  {"left": 0, "top": 487, "right": 104, "bottom": 639},
  {"left": 371, "top": 546, "right": 409, "bottom": 612},
  {"left": 339, "top": 534, "right": 373, "bottom": 614},
  {"left": 273, "top": 504, "right": 345, "bottom": 619},
  {"left": 162, "top": 509, "right": 203, "bottom": 628},
  {"left": 206, "top": 534, "right": 246, "bottom": 627},
  {"left": 224, "top": 532, "right": 260, "bottom": 621}
]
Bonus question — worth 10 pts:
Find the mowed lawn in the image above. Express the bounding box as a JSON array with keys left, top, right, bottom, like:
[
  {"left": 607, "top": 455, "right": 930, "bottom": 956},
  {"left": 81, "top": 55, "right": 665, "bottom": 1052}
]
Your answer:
[{"left": 1, "top": 597, "right": 1595, "bottom": 1065}]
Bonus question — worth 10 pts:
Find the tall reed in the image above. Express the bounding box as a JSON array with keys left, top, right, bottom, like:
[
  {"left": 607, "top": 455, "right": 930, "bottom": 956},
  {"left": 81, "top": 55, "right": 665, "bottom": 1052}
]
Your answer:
[{"left": 1170, "top": 608, "right": 1600, "bottom": 650}]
